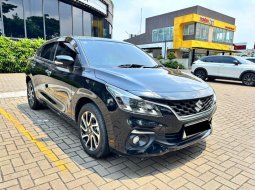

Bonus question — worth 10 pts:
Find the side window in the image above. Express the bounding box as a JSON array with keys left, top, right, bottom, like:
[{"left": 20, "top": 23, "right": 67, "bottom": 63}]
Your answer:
[
  {"left": 40, "top": 43, "right": 57, "bottom": 61},
  {"left": 55, "top": 42, "right": 76, "bottom": 60},
  {"left": 220, "top": 57, "right": 235, "bottom": 64},
  {"left": 204, "top": 57, "right": 216, "bottom": 63},
  {"left": 200, "top": 57, "right": 208, "bottom": 62},
  {"left": 213, "top": 56, "right": 225, "bottom": 63},
  {"left": 54, "top": 42, "right": 80, "bottom": 72}
]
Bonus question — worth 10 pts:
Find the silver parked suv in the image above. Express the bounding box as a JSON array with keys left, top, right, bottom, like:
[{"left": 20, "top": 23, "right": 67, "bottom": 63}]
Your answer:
[{"left": 192, "top": 56, "right": 255, "bottom": 86}]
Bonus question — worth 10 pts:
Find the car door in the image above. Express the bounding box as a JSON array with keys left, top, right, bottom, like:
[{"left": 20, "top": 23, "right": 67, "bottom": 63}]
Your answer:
[
  {"left": 32, "top": 42, "right": 57, "bottom": 102},
  {"left": 44, "top": 41, "right": 78, "bottom": 118},
  {"left": 202, "top": 56, "right": 221, "bottom": 76},
  {"left": 218, "top": 56, "right": 242, "bottom": 78}
]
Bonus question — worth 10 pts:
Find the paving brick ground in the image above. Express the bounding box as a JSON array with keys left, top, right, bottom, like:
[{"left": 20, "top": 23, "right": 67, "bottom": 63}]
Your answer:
[
  {"left": 0, "top": 74, "right": 26, "bottom": 93},
  {"left": 0, "top": 74, "right": 255, "bottom": 190}
]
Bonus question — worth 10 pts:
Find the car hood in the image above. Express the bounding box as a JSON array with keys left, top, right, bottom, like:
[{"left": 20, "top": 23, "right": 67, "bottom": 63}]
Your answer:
[{"left": 95, "top": 68, "right": 214, "bottom": 100}]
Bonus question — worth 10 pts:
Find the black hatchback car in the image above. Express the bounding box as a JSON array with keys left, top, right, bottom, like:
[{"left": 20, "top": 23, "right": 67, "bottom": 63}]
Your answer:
[{"left": 26, "top": 37, "right": 217, "bottom": 158}]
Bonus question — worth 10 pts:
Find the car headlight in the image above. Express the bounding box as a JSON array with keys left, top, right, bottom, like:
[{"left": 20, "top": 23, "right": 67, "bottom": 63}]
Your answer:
[{"left": 106, "top": 85, "right": 162, "bottom": 117}]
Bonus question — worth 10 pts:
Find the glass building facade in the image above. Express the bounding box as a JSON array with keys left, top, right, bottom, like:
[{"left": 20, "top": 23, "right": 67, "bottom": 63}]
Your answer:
[
  {"left": 182, "top": 22, "right": 234, "bottom": 44},
  {"left": 0, "top": 0, "right": 113, "bottom": 39},
  {"left": 152, "top": 26, "right": 174, "bottom": 43}
]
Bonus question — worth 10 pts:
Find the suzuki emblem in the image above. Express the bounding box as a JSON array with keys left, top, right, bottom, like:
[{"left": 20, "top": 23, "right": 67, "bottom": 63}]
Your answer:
[{"left": 195, "top": 100, "right": 203, "bottom": 112}]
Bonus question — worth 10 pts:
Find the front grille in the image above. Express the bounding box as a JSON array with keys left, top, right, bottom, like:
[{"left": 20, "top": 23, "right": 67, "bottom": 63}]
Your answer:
[
  {"left": 165, "top": 132, "right": 183, "bottom": 143},
  {"left": 166, "top": 96, "right": 214, "bottom": 117}
]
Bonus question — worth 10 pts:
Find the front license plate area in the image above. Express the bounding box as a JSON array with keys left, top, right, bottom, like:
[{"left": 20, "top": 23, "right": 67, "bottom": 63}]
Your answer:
[{"left": 183, "top": 121, "right": 211, "bottom": 138}]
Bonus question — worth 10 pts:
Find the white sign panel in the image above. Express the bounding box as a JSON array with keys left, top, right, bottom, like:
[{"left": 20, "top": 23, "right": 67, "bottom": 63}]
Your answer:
[{"left": 77, "top": 0, "right": 107, "bottom": 15}]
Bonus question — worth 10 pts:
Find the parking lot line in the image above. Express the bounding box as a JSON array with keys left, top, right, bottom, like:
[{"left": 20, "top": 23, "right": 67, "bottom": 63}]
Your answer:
[{"left": 0, "top": 108, "right": 70, "bottom": 172}]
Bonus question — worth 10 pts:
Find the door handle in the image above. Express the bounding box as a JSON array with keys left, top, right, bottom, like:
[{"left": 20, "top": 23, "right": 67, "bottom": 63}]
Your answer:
[{"left": 45, "top": 69, "right": 52, "bottom": 76}]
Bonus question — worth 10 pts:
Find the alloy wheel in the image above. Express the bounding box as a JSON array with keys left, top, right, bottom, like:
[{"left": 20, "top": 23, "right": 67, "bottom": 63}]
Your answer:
[
  {"left": 243, "top": 73, "right": 255, "bottom": 86},
  {"left": 195, "top": 70, "right": 206, "bottom": 80},
  {"left": 27, "top": 82, "right": 35, "bottom": 106},
  {"left": 80, "top": 111, "right": 100, "bottom": 151}
]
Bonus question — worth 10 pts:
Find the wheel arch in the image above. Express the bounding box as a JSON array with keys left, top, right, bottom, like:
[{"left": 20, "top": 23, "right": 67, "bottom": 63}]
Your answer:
[
  {"left": 26, "top": 76, "right": 31, "bottom": 83},
  {"left": 194, "top": 67, "right": 208, "bottom": 75},
  {"left": 73, "top": 94, "right": 116, "bottom": 149},
  {"left": 75, "top": 97, "right": 96, "bottom": 123},
  {"left": 239, "top": 70, "right": 255, "bottom": 80}
]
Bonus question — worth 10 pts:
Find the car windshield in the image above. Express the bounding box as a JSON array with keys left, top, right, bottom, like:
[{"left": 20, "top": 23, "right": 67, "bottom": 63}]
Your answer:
[{"left": 79, "top": 40, "right": 158, "bottom": 68}]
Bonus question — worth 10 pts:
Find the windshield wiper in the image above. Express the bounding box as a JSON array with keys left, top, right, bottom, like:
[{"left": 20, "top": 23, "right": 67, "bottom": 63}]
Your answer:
[
  {"left": 143, "top": 65, "right": 163, "bottom": 68},
  {"left": 117, "top": 64, "right": 145, "bottom": 68}
]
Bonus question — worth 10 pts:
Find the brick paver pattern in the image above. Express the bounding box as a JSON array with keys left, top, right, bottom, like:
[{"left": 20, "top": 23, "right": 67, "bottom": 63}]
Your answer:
[{"left": 0, "top": 76, "right": 255, "bottom": 190}]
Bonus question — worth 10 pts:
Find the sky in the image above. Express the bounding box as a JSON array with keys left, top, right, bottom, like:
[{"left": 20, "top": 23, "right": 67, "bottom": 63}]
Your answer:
[{"left": 112, "top": 0, "right": 255, "bottom": 48}]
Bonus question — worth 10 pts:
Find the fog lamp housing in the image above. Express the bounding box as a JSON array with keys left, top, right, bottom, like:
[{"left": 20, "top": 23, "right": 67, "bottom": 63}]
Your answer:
[{"left": 129, "top": 135, "right": 150, "bottom": 147}]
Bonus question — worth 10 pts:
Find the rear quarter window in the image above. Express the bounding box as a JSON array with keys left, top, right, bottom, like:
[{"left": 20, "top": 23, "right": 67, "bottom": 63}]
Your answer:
[
  {"left": 200, "top": 57, "right": 216, "bottom": 63},
  {"left": 247, "top": 59, "right": 255, "bottom": 63}
]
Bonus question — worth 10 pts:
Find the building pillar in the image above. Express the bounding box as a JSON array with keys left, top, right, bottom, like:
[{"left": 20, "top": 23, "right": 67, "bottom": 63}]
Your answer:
[
  {"left": 191, "top": 49, "right": 195, "bottom": 63},
  {"left": 161, "top": 45, "right": 166, "bottom": 59}
]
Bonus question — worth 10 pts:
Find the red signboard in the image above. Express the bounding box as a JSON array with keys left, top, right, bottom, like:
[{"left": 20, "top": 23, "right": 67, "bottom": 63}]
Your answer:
[
  {"left": 199, "top": 17, "right": 214, "bottom": 25},
  {"left": 225, "top": 26, "right": 235, "bottom": 31},
  {"left": 234, "top": 44, "right": 246, "bottom": 50}
]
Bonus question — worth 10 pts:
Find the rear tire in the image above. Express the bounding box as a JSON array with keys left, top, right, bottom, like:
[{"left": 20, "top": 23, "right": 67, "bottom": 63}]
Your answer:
[
  {"left": 27, "top": 80, "right": 42, "bottom": 110},
  {"left": 78, "top": 103, "right": 110, "bottom": 158},
  {"left": 194, "top": 69, "right": 207, "bottom": 81},
  {"left": 242, "top": 73, "right": 255, "bottom": 86}
]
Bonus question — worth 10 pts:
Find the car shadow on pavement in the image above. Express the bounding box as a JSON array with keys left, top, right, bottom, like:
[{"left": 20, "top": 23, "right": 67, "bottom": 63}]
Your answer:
[
  {"left": 208, "top": 79, "right": 243, "bottom": 86},
  {"left": 17, "top": 103, "right": 206, "bottom": 179}
]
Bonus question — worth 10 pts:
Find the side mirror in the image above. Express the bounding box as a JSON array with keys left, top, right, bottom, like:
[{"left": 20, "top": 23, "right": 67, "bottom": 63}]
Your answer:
[
  {"left": 55, "top": 55, "right": 74, "bottom": 66},
  {"left": 233, "top": 60, "right": 239, "bottom": 65}
]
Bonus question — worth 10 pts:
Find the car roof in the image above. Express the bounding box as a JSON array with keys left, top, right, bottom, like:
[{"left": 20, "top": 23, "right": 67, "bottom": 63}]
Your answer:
[
  {"left": 244, "top": 57, "right": 255, "bottom": 59},
  {"left": 44, "top": 36, "right": 131, "bottom": 46},
  {"left": 201, "top": 55, "right": 240, "bottom": 59}
]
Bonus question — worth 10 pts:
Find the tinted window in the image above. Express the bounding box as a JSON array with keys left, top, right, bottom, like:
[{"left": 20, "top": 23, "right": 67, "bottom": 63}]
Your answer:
[
  {"left": 55, "top": 42, "right": 76, "bottom": 60},
  {"left": 40, "top": 43, "right": 56, "bottom": 60},
  {"left": 201, "top": 57, "right": 216, "bottom": 63},
  {"left": 219, "top": 56, "right": 236, "bottom": 64},
  {"left": 59, "top": 2, "right": 72, "bottom": 36},
  {"left": 2, "top": 0, "right": 25, "bottom": 38},
  {"left": 24, "top": 0, "right": 44, "bottom": 38},
  {"left": 80, "top": 40, "right": 158, "bottom": 68},
  {"left": 73, "top": 7, "right": 83, "bottom": 36},
  {"left": 44, "top": 0, "right": 60, "bottom": 40},
  {"left": 247, "top": 59, "right": 255, "bottom": 63}
]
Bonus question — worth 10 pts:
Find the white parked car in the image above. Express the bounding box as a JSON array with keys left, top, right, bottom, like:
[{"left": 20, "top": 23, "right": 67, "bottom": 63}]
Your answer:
[
  {"left": 191, "top": 56, "right": 255, "bottom": 86},
  {"left": 244, "top": 57, "right": 255, "bottom": 64}
]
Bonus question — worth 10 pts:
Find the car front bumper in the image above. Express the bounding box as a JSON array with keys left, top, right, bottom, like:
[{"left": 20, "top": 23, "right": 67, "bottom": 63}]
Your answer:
[{"left": 107, "top": 104, "right": 216, "bottom": 157}]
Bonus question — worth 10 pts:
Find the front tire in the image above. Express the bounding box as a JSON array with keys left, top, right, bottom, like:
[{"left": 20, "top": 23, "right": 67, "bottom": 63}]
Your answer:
[
  {"left": 194, "top": 69, "right": 207, "bottom": 80},
  {"left": 78, "top": 103, "right": 110, "bottom": 158},
  {"left": 27, "top": 80, "right": 42, "bottom": 110},
  {"left": 242, "top": 73, "right": 255, "bottom": 86}
]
